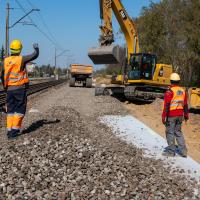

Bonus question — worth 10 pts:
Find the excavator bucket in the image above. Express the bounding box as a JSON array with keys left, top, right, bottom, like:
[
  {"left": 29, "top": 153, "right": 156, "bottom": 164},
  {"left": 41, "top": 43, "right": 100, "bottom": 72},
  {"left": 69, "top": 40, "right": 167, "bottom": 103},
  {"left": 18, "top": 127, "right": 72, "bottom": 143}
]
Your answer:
[{"left": 88, "top": 45, "right": 121, "bottom": 64}]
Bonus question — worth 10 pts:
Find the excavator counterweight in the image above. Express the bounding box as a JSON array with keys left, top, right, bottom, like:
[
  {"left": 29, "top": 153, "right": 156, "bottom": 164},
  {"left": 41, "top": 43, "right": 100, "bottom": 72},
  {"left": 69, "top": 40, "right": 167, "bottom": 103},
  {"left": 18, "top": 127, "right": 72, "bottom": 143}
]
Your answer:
[{"left": 88, "top": 45, "right": 121, "bottom": 64}]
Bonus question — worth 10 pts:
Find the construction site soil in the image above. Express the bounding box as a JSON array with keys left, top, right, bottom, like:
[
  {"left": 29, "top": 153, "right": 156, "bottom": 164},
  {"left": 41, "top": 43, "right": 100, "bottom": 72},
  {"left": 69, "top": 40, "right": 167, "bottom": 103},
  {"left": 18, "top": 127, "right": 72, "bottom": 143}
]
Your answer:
[
  {"left": 95, "top": 77, "right": 200, "bottom": 163},
  {"left": 0, "top": 83, "right": 200, "bottom": 199},
  {"left": 124, "top": 99, "right": 200, "bottom": 163}
]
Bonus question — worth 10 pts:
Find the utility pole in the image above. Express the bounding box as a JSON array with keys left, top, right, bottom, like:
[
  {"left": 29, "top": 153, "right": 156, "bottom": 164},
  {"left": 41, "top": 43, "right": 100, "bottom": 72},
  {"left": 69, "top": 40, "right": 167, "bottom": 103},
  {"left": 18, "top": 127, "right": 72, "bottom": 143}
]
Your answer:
[
  {"left": 5, "top": 3, "right": 10, "bottom": 56},
  {"left": 55, "top": 48, "right": 57, "bottom": 68},
  {"left": 54, "top": 49, "right": 70, "bottom": 79},
  {"left": 5, "top": 4, "right": 40, "bottom": 57},
  {"left": 54, "top": 48, "right": 58, "bottom": 79}
]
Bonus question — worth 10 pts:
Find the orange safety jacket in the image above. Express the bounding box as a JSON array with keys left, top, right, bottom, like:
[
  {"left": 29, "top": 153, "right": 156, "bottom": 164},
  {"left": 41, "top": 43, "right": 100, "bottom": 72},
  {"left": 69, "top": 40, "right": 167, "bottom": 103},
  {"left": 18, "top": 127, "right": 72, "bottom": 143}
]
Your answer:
[
  {"left": 4, "top": 56, "right": 29, "bottom": 87},
  {"left": 169, "top": 86, "right": 185, "bottom": 111},
  {"left": 162, "top": 85, "right": 189, "bottom": 119}
]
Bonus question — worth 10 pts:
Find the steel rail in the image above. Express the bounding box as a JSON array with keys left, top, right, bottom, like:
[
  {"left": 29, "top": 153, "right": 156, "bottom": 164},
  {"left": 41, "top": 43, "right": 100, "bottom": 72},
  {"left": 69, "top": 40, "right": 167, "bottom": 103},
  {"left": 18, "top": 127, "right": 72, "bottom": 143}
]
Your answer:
[{"left": 0, "top": 79, "right": 67, "bottom": 106}]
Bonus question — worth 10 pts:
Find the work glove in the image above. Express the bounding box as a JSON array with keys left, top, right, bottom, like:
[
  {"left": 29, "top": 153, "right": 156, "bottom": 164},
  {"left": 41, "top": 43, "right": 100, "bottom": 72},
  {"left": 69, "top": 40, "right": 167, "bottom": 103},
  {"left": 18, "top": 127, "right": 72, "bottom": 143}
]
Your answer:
[{"left": 33, "top": 43, "right": 39, "bottom": 49}]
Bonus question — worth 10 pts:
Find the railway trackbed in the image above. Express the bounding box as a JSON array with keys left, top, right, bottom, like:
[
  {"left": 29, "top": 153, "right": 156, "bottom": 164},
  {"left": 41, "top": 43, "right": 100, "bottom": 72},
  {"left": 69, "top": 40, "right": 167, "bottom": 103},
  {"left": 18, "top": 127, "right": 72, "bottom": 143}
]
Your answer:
[{"left": 0, "top": 79, "right": 67, "bottom": 106}]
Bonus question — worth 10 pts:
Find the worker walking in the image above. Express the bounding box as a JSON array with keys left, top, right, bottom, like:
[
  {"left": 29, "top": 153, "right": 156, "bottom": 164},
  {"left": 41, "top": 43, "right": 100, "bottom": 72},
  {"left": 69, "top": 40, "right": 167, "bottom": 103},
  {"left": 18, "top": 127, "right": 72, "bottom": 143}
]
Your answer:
[
  {"left": 162, "top": 73, "right": 189, "bottom": 157},
  {"left": 0, "top": 40, "right": 39, "bottom": 138}
]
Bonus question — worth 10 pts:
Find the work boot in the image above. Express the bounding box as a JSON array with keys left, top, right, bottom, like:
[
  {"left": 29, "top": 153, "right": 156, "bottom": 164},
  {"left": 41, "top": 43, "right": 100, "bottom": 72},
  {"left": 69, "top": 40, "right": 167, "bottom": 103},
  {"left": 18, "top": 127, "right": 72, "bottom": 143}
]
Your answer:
[
  {"left": 179, "top": 150, "right": 187, "bottom": 158},
  {"left": 7, "top": 130, "right": 19, "bottom": 139},
  {"left": 7, "top": 133, "right": 18, "bottom": 139},
  {"left": 7, "top": 131, "right": 13, "bottom": 139},
  {"left": 176, "top": 147, "right": 187, "bottom": 158},
  {"left": 162, "top": 151, "right": 175, "bottom": 157}
]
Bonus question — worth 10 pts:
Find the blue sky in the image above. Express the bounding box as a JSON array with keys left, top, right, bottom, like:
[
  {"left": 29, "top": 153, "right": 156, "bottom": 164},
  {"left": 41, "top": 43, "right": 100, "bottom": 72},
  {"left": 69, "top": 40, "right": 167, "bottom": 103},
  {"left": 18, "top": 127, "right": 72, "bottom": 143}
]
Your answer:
[{"left": 0, "top": 0, "right": 160, "bottom": 68}]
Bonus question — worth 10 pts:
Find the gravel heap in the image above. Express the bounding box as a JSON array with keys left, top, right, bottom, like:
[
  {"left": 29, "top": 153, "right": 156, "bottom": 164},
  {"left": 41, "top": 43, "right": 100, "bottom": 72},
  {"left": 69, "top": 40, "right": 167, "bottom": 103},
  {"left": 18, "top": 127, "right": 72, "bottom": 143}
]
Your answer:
[{"left": 0, "top": 105, "right": 199, "bottom": 200}]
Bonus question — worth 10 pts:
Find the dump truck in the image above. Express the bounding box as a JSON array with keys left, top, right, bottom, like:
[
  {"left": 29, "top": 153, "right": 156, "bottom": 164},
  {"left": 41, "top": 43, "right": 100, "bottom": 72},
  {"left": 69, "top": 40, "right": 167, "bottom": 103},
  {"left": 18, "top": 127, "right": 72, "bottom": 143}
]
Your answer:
[{"left": 69, "top": 64, "right": 93, "bottom": 88}]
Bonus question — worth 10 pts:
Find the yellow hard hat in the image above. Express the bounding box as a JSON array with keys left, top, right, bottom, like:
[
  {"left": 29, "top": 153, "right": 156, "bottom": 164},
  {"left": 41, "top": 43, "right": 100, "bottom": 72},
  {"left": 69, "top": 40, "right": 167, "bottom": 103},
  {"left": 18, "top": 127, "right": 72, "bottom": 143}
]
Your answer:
[
  {"left": 10, "top": 39, "right": 23, "bottom": 54},
  {"left": 170, "top": 73, "right": 180, "bottom": 81}
]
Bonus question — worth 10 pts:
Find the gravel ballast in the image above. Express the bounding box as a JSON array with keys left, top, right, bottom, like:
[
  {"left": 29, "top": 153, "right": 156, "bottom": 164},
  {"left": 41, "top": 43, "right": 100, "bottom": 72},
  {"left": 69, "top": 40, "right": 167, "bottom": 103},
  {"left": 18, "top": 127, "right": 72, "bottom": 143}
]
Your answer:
[{"left": 0, "top": 84, "right": 199, "bottom": 199}]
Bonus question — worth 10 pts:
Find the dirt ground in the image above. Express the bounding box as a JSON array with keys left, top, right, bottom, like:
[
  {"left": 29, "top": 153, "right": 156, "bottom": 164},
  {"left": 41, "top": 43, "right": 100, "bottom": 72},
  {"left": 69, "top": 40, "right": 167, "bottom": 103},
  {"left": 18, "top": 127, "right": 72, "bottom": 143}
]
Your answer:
[
  {"left": 95, "top": 77, "right": 200, "bottom": 163},
  {"left": 123, "top": 99, "right": 200, "bottom": 163},
  {"left": 94, "top": 76, "right": 112, "bottom": 85}
]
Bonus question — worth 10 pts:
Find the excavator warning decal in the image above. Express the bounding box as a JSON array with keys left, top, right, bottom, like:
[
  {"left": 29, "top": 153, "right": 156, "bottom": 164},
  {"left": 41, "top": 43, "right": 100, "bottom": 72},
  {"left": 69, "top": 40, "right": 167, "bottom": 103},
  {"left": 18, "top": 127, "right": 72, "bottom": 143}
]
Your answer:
[{"left": 119, "top": 10, "right": 127, "bottom": 20}]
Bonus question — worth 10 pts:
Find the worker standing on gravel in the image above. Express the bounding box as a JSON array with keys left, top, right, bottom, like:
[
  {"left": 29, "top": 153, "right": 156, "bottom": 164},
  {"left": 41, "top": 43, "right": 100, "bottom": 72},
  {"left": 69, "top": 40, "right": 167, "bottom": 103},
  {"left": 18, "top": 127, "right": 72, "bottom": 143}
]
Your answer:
[
  {"left": 162, "top": 73, "right": 189, "bottom": 157},
  {"left": 0, "top": 40, "right": 39, "bottom": 138}
]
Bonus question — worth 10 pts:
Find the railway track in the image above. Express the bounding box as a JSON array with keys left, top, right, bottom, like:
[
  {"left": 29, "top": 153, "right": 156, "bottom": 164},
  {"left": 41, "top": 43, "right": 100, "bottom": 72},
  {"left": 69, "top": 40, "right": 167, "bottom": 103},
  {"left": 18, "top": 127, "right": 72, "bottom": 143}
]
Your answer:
[{"left": 0, "top": 79, "right": 67, "bottom": 106}]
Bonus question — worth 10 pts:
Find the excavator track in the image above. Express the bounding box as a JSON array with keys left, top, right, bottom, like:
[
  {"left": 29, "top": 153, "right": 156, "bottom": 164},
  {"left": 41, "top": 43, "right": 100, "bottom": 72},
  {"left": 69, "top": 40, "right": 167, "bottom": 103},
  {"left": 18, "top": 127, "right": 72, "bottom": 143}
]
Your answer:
[
  {"left": 124, "top": 85, "right": 167, "bottom": 102},
  {"left": 95, "top": 84, "right": 167, "bottom": 102}
]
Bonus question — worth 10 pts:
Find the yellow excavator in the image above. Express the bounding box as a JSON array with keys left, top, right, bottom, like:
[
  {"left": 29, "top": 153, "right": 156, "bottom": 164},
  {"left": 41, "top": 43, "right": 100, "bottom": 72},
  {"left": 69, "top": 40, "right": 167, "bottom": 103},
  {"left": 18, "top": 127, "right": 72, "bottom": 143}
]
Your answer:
[{"left": 88, "top": 0, "right": 173, "bottom": 101}]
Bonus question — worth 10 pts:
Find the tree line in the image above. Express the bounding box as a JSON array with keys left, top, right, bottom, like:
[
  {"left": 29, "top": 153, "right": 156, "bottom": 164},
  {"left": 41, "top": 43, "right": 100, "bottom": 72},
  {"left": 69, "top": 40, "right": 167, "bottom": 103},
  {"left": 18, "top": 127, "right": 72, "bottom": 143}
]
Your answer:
[
  {"left": 29, "top": 65, "right": 68, "bottom": 78},
  {"left": 136, "top": 0, "right": 200, "bottom": 86},
  {"left": 95, "top": 0, "right": 200, "bottom": 87}
]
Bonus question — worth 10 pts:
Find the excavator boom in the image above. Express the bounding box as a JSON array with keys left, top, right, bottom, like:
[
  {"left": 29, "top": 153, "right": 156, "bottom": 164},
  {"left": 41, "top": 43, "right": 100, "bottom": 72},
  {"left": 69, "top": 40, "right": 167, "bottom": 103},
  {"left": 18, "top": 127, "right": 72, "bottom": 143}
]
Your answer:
[{"left": 88, "top": 0, "right": 139, "bottom": 65}]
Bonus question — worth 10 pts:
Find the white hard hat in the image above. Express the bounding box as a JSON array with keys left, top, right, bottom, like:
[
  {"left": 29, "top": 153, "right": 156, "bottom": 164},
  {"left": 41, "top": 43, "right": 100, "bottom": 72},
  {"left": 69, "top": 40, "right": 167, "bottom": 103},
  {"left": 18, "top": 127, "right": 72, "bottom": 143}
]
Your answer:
[{"left": 170, "top": 73, "right": 180, "bottom": 81}]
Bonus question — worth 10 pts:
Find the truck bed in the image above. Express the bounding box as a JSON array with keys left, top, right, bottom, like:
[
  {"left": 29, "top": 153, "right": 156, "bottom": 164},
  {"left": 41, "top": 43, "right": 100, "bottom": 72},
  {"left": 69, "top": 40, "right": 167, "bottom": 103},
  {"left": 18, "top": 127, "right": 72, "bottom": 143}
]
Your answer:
[{"left": 70, "top": 64, "right": 93, "bottom": 75}]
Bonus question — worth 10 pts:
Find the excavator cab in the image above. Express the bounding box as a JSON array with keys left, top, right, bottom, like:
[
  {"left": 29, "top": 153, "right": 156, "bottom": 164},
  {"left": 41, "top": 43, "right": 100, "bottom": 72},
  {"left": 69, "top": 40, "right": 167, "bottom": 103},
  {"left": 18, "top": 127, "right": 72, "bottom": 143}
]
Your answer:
[{"left": 128, "top": 53, "right": 157, "bottom": 81}]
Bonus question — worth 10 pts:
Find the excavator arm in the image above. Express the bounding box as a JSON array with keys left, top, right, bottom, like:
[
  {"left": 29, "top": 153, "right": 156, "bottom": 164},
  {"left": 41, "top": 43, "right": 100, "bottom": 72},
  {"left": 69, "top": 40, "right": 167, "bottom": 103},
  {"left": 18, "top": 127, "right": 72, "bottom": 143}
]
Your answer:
[
  {"left": 88, "top": 0, "right": 139, "bottom": 64},
  {"left": 111, "top": 0, "right": 139, "bottom": 60},
  {"left": 99, "top": 0, "right": 114, "bottom": 46}
]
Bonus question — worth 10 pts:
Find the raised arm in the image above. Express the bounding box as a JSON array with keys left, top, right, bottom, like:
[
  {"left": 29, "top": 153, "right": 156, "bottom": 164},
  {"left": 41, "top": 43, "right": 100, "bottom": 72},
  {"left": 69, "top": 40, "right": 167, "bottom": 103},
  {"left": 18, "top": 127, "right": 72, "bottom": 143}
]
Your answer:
[{"left": 21, "top": 43, "right": 39, "bottom": 70}]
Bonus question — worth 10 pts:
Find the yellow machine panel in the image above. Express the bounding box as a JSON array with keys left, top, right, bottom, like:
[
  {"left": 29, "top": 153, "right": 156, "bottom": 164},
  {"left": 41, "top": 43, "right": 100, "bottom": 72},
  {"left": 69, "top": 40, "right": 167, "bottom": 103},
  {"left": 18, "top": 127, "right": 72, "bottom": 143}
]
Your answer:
[
  {"left": 188, "top": 88, "right": 200, "bottom": 109},
  {"left": 127, "top": 64, "right": 172, "bottom": 86},
  {"left": 153, "top": 64, "right": 172, "bottom": 85},
  {"left": 111, "top": 74, "right": 124, "bottom": 84}
]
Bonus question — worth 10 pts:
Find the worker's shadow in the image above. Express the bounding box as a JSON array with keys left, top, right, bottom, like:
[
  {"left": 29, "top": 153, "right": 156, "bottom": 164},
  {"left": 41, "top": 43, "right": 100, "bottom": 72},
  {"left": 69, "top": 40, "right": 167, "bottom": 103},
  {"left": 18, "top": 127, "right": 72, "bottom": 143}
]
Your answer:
[
  {"left": 190, "top": 108, "right": 200, "bottom": 115},
  {"left": 112, "top": 93, "right": 152, "bottom": 104},
  {"left": 21, "top": 119, "right": 60, "bottom": 135}
]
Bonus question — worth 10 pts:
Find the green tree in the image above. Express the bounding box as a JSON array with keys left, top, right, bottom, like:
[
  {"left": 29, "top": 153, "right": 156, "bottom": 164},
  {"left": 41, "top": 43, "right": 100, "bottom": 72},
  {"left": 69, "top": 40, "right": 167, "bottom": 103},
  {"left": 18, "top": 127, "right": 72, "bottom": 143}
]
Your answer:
[{"left": 135, "top": 0, "right": 200, "bottom": 86}]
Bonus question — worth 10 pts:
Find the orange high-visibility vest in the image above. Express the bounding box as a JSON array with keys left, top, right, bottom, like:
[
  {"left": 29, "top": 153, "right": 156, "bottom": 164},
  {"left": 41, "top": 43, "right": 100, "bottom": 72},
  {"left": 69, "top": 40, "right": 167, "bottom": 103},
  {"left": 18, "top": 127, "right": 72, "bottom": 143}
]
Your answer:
[
  {"left": 170, "top": 86, "right": 185, "bottom": 111},
  {"left": 4, "top": 56, "right": 29, "bottom": 87}
]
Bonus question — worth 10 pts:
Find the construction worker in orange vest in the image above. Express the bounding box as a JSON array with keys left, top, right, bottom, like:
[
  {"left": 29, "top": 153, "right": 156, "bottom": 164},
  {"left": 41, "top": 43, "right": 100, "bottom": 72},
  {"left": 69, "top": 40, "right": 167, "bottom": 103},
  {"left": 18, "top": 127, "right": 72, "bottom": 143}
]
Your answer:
[
  {"left": 0, "top": 40, "right": 39, "bottom": 138},
  {"left": 162, "top": 73, "right": 189, "bottom": 157}
]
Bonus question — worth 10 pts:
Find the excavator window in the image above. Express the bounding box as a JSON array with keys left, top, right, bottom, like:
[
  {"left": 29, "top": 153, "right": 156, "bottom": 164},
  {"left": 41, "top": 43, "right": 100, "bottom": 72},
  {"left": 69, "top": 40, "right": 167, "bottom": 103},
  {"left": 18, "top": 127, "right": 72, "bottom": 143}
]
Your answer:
[
  {"left": 128, "top": 54, "right": 141, "bottom": 80},
  {"left": 141, "top": 55, "right": 156, "bottom": 80},
  {"left": 128, "top": 54, "right": 156, "bottom": 80}
]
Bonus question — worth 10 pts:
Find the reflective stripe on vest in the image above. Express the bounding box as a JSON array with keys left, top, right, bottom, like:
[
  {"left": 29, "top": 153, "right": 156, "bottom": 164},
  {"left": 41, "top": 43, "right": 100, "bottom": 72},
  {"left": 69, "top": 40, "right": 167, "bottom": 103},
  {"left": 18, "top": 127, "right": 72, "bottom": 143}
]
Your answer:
[
  {"left": 4, "top": 56, "right": 29, "bottom": 87},
  {"left": 170, "top": 86, "right": 185, "bottom": 111}
]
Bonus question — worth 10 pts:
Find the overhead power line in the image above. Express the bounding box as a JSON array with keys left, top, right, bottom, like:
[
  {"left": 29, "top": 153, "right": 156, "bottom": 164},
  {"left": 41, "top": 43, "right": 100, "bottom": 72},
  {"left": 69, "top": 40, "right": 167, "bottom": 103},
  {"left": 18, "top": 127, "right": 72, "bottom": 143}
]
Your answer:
[
  {"left": 14, "top": 0, "right": 64, "bottom": 51},
  {"left": 26, "top": 0, "right": 63, "bottom": 50}
]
